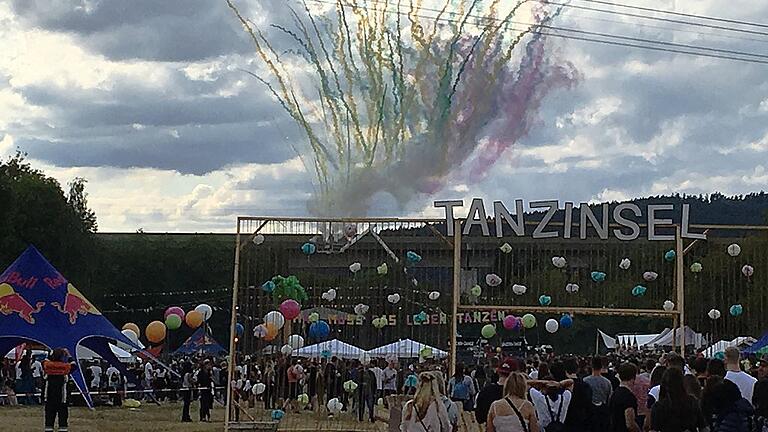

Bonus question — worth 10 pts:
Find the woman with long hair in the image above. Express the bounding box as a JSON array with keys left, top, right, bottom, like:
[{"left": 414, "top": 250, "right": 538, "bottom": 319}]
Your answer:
[
  {"left": 400, "top": 372, "right": 451, "bottom": 432},
  {"left": 433, "top": 372, "right": 460, "bottom": 432},
  {"left": 448, "top": 364, "right": 476, "bottom": 411},
  {"left": 487, "top": 373, "right": 540, "bottom": 432},
  {"left": 649, "top": 368, "right": 706, "bottom": 432}
]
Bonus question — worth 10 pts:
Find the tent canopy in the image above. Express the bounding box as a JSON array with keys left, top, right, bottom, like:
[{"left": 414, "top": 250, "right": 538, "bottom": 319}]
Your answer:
[
  {"left": 598, "top": 330, "right": 662, "bottom": 350},
  {"left": 0, "top": 246, "right": 141, "bottom": 407},
  {"left": 745, "top": 332, "right": 768, "bottom": 354},
  {"left": 704, "top": 337, "right": 756, "bottom": 358},
  {"left": 294, "top": 339, "right": 365, "bottom": 359},
  {"left": 368, "top": 339, "right": 448, "bottom": 359},
  {"left": 644, "top": 326, "right": 707, "bottom": 349},
  {"left": 174, "top": 327, "right": 226, "bottom": 356}
]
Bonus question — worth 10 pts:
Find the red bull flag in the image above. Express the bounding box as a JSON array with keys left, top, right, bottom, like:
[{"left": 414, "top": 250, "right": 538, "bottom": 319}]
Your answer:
[{"left": 0, "top": 245, "right": 141, "bottom": 407}]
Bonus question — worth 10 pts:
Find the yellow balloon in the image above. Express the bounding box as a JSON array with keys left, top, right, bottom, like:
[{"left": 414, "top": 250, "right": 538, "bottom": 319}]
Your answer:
[
  {"left": 122, "top": 323, "right": 140, "bottom": 338},
  {"left": 146, "top": 321, "right": 167, "bottom": 343},
  {"left": 185, "top": 310, "right": 204, "bottom": 328},
  {"left": 264, "top": 323, "right": 279, "bottom": 341}
]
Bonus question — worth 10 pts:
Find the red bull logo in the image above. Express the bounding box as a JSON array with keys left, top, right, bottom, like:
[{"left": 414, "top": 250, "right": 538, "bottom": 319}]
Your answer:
[
  {"left": 51, "top": 283, "right": 101, "bottom": 324},
  {"left": 0, "top": 283, "right": 45, "bottom": 324}
]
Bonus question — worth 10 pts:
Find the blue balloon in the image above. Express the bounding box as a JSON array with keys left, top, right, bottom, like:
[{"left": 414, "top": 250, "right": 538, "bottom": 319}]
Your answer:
[
  {"left": 664, "top": 250, "right": 676, "bottom": 262},
  {"left": 309, "top": 320, "right": 331, "bottom": 340},
  {"left": 235, "top": 323, "right": 244, "bottom": 336},
  {"left": 631, "top": 285, "right": 647, "bottom": 297},
  {"left": 730, "top": 304, "right": 743, "bottom": 316},
  {"left": 261, "top": 281, "right": 276, "bottom": 293},
  {"left": 406, "top": 251, "right": 422, "bottom": 263},
  {"left": 559, "top": 314, "right": 573, "bottom": 329},
  {"left": 301, "top": 242, "right": 317, "bottom": 255},
  {"left": 271, "top": 409, "right": 285, "bottom": 420},
  {"left": 591, "top": 271, "right": 606, "bottom": 282}
]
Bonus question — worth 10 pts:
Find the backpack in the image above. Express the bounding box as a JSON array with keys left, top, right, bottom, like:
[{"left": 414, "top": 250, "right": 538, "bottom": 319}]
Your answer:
[
  {"left": 544, "top": 395, "right": 566, "bottom": 432},
  {"left": 452, "top": 377, "right": 470, "bottom": 401}
]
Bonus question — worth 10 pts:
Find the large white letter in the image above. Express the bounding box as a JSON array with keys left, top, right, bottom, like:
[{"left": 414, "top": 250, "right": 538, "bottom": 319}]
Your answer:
[
  {"left": 613, "top": 203, "right": 641, "bottom": 241},
  {"left": 493, "top": 200, "right": 525, "bottom": 237},
  {"left": 563, "top": 202, "right": 574, "bottom": 239},
  {"left": 463, "top": 198, "right": 490, "bottom": 236},
  {"left": 681, "top": 204, "right": 706, "bottom": 240},
  {"left": 648, "top": 204, "right": 674, "bottom": 241},
  {"left": 530, "top": 200, "right": 559, "bottom": 239},
  {"left": 434, "top": 200, "right": 464, "bottom": 236},
  {"left": 580, "top": 203, "right": 609, "bottom": 240}
]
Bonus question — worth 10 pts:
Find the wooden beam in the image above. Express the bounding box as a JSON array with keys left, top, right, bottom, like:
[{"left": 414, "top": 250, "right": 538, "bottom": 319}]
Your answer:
[
  {"left": 682, "top": 229, "right": 710, "bottom": 256},
  {"left": 676, "top": 224, "right": 686, "bottom": 355},
  {"left": 237, "top": 220, "right": 270, "bottom": 252},
  {"left": 225, "top": 222, "right": 243, "bottom": 431},
  {"left": 457, "top": 304, "right": 678, "bottom": 318},
  {"left": 450, "top": 219, "right": 461, "bottom": 377},
  {"left": 427, "top": 223, "right": 453, "bottom": 248}
]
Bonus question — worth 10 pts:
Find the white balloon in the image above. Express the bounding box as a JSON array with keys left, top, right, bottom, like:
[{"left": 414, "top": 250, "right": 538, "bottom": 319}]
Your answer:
[
  {"left": 354, "top": 304, "right": 369, "bottom": 315},
  {"left": 344, "top": 224, "right": 357, "bottom": 238},
  {"left": 742, "top": 265, "right": 754, "bottom": 277},
  {"left": 545, "top": 319, "right": 559, "bottom": 333},
  {"left": 551, "top": 256, "right": 567, "bottom": 268},
  {"left": 512, "top": 284, "right": 527, "bottom": 295},
  {"left": 121, "top": 329, "right": 138, "bottom": 343},
  {"left": 281, "top": 344, "right": 293, "bottom": 356},
  {"left": 264, "top": 311, "right": 286, "bottom": 330},
  {"left": 252, "top": 383, "right": 266, "bottom": 395},
  {"left": 565, "top": 283, "right": 579, "bottom": 294},
  {"left": 663, "top": 300, "right": 675, "bottom": 311},
  {"left": 349, "top": 262, "right": 362, "bottom": 273},
  {"left": 708, "top": 308, "right": 721, "bottom": 320},
  {"left": 429, "top": 291, "right": 440, "bottom": 300},
  {"left": 323, "top": 289, "right": 337, "bottom": 301},
  {"left": 643, "top": 271, "right": 658, "bottom": 282},
  {"left": 727, "top": 243, "right": 742, "bottom": 257},
  {"left": 619, "top": 258, "right": 631, "bottom": 270},
  {"left": 288, "top": 335, "right": 305, "bottom": 350},
  {"left": 327, "top": 398, "right": 343, "bottom": 414},
  {"left": 252, "top": 234, "right": 265, "bottom": 245},
  {"left": 485, "top": 273, "right": 502, "bottom": 287},
  {"left": 195, "top": 304, "right": 213, "bottom": 320},
  {"left": 387, "top": 294, "right": 401, "bottom": 304}
]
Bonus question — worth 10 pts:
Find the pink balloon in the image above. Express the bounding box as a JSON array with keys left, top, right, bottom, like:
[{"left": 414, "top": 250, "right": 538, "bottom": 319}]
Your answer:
[
  {"left": 279, "top": 300, "right": 301, "bottom": 320},
  {"left": 164, "top": 306, "right": 185, "bottom": 321},
  {"left": 503, "top": 315, "right": 518, "bottom": 330}
]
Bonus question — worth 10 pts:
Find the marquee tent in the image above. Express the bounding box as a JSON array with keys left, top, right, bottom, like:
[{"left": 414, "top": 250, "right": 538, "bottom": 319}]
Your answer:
[
  {"left": 598, "top": 330, "right": 662, "bottom": 350},
  {"left": 368, "top": 339, "right": 448, "bottom": 358},
  {"left": 294, "top": 339, "right": 365, "bottom": 359},
  {"left": 644, "top": 326, "right": 707, "bottom": 349},
  {"left": 704, "top": 336, "right": 756, "bottom": 358}
]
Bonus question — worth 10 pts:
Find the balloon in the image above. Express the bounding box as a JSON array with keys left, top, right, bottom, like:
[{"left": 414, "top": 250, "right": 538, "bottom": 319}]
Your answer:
[
  {"left": 185, "top": 310, "right": 204, "bottom": 328},
  {"left": 538, "top": 295, "right": 552, "bottom": 306},
  {"left": 327, "top": 398, "right": 343, "bottom": 414},
  {"left": 349, "top": 262, "right": 361, "bottom": 273},
  {"left": 643, "top": 271, "right": 658, "bottom": 282},
  {"left": 470, "top": 285, "right": 482, "bottom": 297},
  {"left": 271, "top": 410, "right": 285, "bottom": 420},
  {"left": 354, "top": 304, "right": 369, "bottom": 315},
  {"left": 591, "top": 271, "right": 606, "bottom": 282},
  {"left": 264, "top": 323, "right": 279, "bottom": 341},
  {"left": 727, "top": 244, "right": 742, "bottom": 257},
  {"left": 730, "top": 304, "right": 743, "bottom": 317},
  {"left": 344, "top": 224, "right": 357, "bottom": 238},
  {"left": 377, "top": 398, "right": 385, "bottom": 406},
  {"left": 235, "top": 323, "right": 245, "bottom": 336},
  {"left": 322, "top": 288, "right": 337, "bottom": 301},
  {"left": 164, "top": 307, "right": 185, "bottom": 321},
  {"left": 377, "top": 263, "right": 388, "bottom": 275},
  {"left": 406, "top": 251, "right": 422, "bottom": 263},
  {"left": 264, "top": 311, "right": 286, "bottom": 330},
  {"left": 481, "top": 324, "right": 496, "bottom": 339},
  {"left": 309, "top": 321, "right": 331, "bottom": 340},
  {"left": 253, "top": 324, "right": 267, "bottom": 338},
  {"left": 551, "top": 256, "right": 567, "bottom": 268},
  {"left": 485, "top": 274, "right": 502, "bottom": 287},
  {"left": 429, "top": 291, "right": 440, "bottom": 300},
  {"left": 279, "top": 300, "right": 301, "bottom": 320},
  {"left": 503, "top": 315, "right": 518, "bottom": 330},
  {"left": 253, "top": 383, "right": 266, "bottom": 395},
  {"left": 261, "top": 281, "right": 276, "bottom": 293},
  {"left": 500, "top": 243, "right": 512, "bottom": 253},
  {"left": 708, "top": 309, "right": 721, "bottom": 320},
  {"left": 664, "top": 250, "right": 676, "bottom": 262},
  {"left": 122, "top": 323, "right": 140, "bottom": 337},
  {"left": 512, "top": 284, "right": 527, "bottom": 295},
  {"left": 288, "top": 335, "right": 305, "bottom": 349},
  {"left": 280, "top": 344, "right": 293, "bottom": 356},
  {"left": 663, "top": 300, "right": 675, "bottom": 311},
  {"left": 619, "top": 258, "right": 631, "bottom": 270},
  {"left": 387, "top": 294, "right": 401, "bottom": 304},
  {"left": 522, "top": 314, "right": 536, "bottom": 329},
  {"left": 742, "top": 265, "right": 754, "bottom": 277},
  {"left": 631, "top": 285, "right": 647, "bottom": 297},
  {"left": 690, "top": 262, "right": 703, "bottom": 273},
  {"left": 252, "top": 234, "right": 265, "bottom": 245},
  {"left": 308, "top": 312, "right": 320, "bottom": 323},
  {"left": 301, "top": 242, "right": 316, "bottom": 255},
  {"left": 565, "top": 283, "right": 579, "bottom": 294},
  {"left": 343, "top": 380, "right": 358, "bottom": 393},
  {"left": 414, "top": 311, "right": 428, "bottom": 324},
  {"left": 297, "top": 393, "right": 310, "bottom": 405},
  {"left": 420, "top": 347, "right": 434, "bottom": 359},
  {"left": 545, "top": 319, "right": 559, "bottom": 333},
  {"left": 165, "top": 314, "right": 182, "bottom": 330},
  {"left": 195, "top": 304, "right": 213, "bottom": 321},
  {"left": 559, "top": 314, "right": 573, "bottom": 329},
  {"left": 121, "top": 329, "right": 139, "bottom": 344},
  {"left": 146, "top": 321, "right": 166, "bottom": 343}
]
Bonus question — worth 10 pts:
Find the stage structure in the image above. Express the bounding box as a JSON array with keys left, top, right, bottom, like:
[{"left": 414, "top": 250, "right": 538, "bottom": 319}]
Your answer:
[{"left": 225, "top": 216, "right": 768, "bottom": 429}]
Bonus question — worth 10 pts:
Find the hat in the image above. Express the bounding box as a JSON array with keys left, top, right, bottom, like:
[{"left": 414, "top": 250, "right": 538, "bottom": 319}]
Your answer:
[{"left": 497, "top": 358, "right": 518, "bottom": 376}]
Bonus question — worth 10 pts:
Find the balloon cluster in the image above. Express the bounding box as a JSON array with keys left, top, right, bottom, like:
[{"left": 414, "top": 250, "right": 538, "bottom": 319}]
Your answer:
[{"left": 122, "top": 303, "right": 212, "bottom": 346}]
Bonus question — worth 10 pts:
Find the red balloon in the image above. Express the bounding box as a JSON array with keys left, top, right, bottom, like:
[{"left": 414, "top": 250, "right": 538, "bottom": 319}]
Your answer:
[
  {"left": 164, "top": 306, "right": 185, "bottom": 321},
  {"left": 279, "top": 300, "right": 301, "bottom": 320}
]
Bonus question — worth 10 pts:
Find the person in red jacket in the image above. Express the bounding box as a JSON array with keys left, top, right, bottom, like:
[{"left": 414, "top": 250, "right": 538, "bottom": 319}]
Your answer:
[{"left": 43, "top": 348, "right": 77, "bottom": 432}]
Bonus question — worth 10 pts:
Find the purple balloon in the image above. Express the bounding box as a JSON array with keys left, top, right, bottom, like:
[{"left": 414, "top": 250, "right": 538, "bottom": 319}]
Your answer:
[
  {"left": 503, "top": 315, "right": 518, "bottom": 330},
  {"left": 164, "top": 306, "right": 185, "bottom": 321}
]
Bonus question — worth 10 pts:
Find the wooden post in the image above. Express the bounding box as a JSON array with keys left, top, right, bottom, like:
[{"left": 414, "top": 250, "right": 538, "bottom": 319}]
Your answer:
[
  {"left": 676, "top": 224, "right": 685, "bottom": 355},
  {"left": 224, "top": 218, "right": 243, "bottom": 431},
  {"left": 450, "top": 219, "right": 462, "bottom": 377}
]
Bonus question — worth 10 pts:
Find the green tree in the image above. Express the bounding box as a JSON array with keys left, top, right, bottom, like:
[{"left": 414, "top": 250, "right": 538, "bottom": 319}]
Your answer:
[{"left": 68, "top": 177, "right": 97, "bottom": 233}]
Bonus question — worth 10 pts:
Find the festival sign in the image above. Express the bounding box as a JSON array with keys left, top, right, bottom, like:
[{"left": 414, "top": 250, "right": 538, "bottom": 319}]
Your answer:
[{"left": 296, "top": 307, "right": 449, "bottom": 326}]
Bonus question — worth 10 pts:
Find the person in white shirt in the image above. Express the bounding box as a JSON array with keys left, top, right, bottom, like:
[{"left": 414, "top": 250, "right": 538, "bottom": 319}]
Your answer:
[
  {"left": 371, "top": 360, "right": 384, "bottom": 401},
  {"left": 89, "top": 362, "right": 103, "bottom": 390},
  {"left": 529, "top": 386, "right": 572, "bottom": 430},
  {"left": 724, "top": 346, "right": 757, "bottom": 403},
  {"left": 106, "top": 365, "right": 122, "bottom": 406}
]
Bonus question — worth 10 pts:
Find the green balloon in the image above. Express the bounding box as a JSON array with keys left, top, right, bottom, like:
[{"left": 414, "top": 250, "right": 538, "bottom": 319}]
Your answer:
[
  {"left": 481, "top": 324, "right": 496, "bottom": 339},
  {"left": 165, "top": 314, "right": 182, "bottom": 330},
  {"left": 470, "top": 285, "right": 482, "bottom": 297},
  {"left": 522, "top": 314, "right": 536, "bottom": 329}
]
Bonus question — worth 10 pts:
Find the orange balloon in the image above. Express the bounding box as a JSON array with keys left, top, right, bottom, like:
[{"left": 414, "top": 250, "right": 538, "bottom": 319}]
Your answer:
[
  {"left": 264, "top": 322, "right": 279, "bottom": 341},
  {"left": 122, "top": 323, "right": 140, "bottom": 337},
  {"left": 185, "top": 310, "right": 204, "bottom": 328},
  {"left": 146, "top": 321, "right": 167, "bottom": 343}
]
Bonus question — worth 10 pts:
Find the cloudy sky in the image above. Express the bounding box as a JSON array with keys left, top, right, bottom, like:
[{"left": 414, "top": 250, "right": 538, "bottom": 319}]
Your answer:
[{"left": 2, "top": 0, "right": 768, "bottom": 232}]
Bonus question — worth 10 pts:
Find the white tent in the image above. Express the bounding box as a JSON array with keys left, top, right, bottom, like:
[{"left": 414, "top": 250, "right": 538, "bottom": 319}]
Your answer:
[
  {"left": 703, "top": 336, "right": 756, "bottom": 358},
  {"left": 5, "top": 344, "right": 134, "bottom": 363},
  {"left": 368, "top": 339, "right": 448, "bottom": 359},
  {"left": 645, "top": 327, "right": 707, "bottom": 349},
  {"left": 294, "top": 339, "right": 365, "bottom": 359},
  {"left": 598, "top": 330, "right": 661, "bottom": 350}
]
